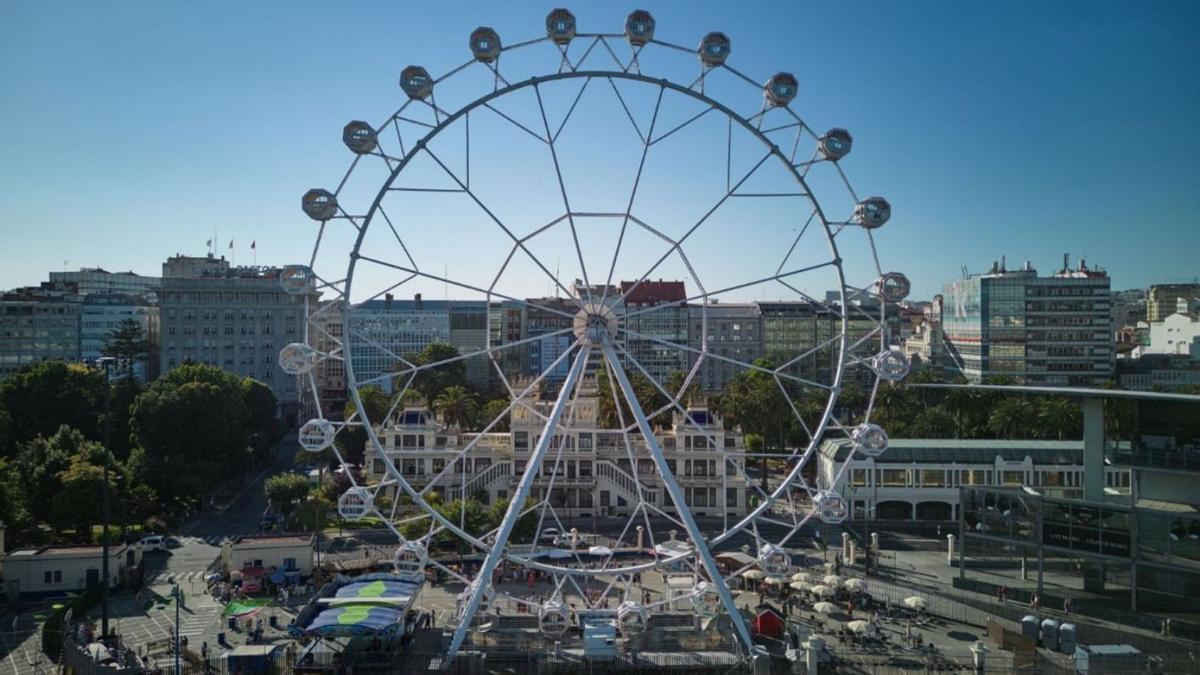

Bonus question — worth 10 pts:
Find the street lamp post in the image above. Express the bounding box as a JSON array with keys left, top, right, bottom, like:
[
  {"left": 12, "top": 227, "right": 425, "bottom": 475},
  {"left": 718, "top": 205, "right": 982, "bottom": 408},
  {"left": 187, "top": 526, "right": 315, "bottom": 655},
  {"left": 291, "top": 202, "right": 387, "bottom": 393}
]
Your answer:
[
  {"left": 172, "top": 583, "right": 182, "bottom": 675},
  {"left": 96, "top": 356, "right": 116, "bottom": 640}
]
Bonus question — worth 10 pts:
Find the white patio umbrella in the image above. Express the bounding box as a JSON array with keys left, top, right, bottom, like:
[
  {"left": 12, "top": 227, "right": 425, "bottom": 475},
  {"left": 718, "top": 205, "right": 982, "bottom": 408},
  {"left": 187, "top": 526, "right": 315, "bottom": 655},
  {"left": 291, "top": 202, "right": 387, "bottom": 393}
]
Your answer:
[
  {"left": 903, "top": 596, "right": 927, "bottom": 610},
  {"left": 790, "top": 571, "right": 812, "bottom": 583},
  {"left": 812, "top": 601, "right": 837, "bottom": 614},
  {"left": 741, "top": 569, "right": 765, "bottom": 580},
  {"left": 763, "top": 575, "right": 787, "bottom": 586},
  {"left": 810, "top": 584, "right": 835, "bottom": 598},
  {"left": 844, "top": 578, "right": 867, "bottom": 592},
  {"left": 822, "top": 574, "right": 843, "bottom": 587},
  {"left": 846, "top": 620, "right": 871, "bottom": 634},
  {"left": 789, "top": 581, "right": 811, "bottom": 592},
  {"left": 587, "top": 545, "right": 612, "bottom": 556}
]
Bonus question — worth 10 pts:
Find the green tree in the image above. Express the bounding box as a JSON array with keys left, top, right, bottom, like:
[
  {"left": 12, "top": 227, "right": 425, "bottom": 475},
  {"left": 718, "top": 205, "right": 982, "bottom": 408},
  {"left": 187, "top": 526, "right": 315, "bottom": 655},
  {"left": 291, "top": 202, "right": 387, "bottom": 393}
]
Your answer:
[
  {"left": 408, "top": 343, "right": 468, "bottom": 404},
  {"left": 987, "top": 398, "right": 1036, "bottom": 439},
  {"left": 101, "top": 318, "right": 150, "bottom": 379},
  {"left": 264, "top": 473, "right": 313, "bottom": 525},
  {"left": 51, "top": 452, "right": 118, "bottom": 539},
  {"left": 106, "top": 377, "right": 142, "bottom": 461},
  {"left": 241, "top": 378, "right": 280, "bottom": 459},
  {"left": 479, "top": 399, "right": 511, "bottom": 432},
  {"left": 1037, "top": 397, "right": 1081, "bottom": 440},
  {"left": 713, "top": 359, "right": 791, "bottom": 490},
  {"left": 910, "top": 406, "right": 957, "bottom": 438},
  {"left": 434, "top": 385, "right": 478, "bottom": 429},
  {"left": 131, "top": 365, "right": 252, "bottom": 512},
  {"left": 16, "top": 426, "right": 97, "bottom": 528},
  {"left": 337, "top": 385, "right": 392, "bottom": 467},
  {"left": 0, "top": 361, "right": 106, "bottom": 452},
  {"left": 0, "top": 458, "right": 27, "bottom": 531}
]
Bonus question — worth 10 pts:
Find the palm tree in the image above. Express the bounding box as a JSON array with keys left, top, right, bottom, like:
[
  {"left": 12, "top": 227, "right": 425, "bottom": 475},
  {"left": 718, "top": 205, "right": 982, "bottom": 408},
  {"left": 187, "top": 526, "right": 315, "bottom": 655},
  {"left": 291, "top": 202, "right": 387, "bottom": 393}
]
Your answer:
[
  {"left": 434, "top": 385, "right": 478, "bottom": 429},
  {"left": 1037, "top": 397, "right": 1081, "bottom": 440},
  {"left": 987, "top": 398, "right": 1036, "bottom": 440},
  {"left": 911, "top": 406, "right": 956, "bottom": 438}
]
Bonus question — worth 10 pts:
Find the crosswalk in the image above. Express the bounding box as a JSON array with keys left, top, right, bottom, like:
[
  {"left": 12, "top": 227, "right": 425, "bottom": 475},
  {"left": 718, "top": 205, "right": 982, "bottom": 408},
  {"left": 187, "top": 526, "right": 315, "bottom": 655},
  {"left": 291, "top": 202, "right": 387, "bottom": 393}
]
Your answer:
[
  {"left": 176, "top": 592, "right": 224, "bottom": 639},
  {"left": 146, "top": 568, "right": 216, "bottom": 586},
  {"left": 173, "top": 535, "right": 229, "bottom": 546}
]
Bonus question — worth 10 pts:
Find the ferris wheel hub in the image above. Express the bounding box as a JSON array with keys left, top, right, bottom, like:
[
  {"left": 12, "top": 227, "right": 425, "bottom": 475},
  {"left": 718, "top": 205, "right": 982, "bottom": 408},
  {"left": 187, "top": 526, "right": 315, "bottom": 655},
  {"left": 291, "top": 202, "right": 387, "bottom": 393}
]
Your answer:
[{"left": 572, "top": 302, "right": 618, "bottom": 345}]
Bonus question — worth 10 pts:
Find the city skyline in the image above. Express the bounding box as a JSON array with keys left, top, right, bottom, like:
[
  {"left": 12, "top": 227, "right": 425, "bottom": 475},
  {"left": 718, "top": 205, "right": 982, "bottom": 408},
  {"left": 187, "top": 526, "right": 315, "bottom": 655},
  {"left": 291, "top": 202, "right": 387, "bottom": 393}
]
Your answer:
[{"left": 3, "top": 1, "right": 1199, "bottom": 298}]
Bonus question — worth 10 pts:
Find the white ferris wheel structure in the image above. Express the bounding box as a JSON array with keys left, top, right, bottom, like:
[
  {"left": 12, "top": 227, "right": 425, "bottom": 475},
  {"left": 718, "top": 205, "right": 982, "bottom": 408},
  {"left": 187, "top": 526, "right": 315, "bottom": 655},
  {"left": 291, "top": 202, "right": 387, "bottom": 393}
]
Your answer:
[{"left": 278, "top": 8, "right": 910, "bottom": 662}]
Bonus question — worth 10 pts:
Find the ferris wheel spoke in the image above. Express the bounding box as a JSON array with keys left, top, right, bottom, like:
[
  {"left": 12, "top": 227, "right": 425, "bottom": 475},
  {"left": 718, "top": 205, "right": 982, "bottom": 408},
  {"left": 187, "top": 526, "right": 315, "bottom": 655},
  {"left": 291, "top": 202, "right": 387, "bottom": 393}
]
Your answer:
[
  {"left": 446, "top": 344, "right": 591, "bottom": 659},
  {"left": 648, "top": 105, "right": 716, "bottom": 147},
  {"left": 598, "top": 85, "right": 665, "bottom": 310},
  {"left": 396, "top": 327, "right": 575, "bottom": 377},
  {"left": 550, "top": 76, "right": 593, "bottom": 143},
  {"left": 480, "top": 101, "right": 547, "bottom": 144},
  {"left": 620, "top": 258, "right": 839, "bottom": 323},
  {"left": 604, "top": 77, "right": 646, "bottom": 145},
  {"left": 775, "top": 209, "right": 818, "bottom": 275},
  {"left": 418, "top": 340, "right": 581, "bottom": 497},
  {"left": 617, "top": 326, "right": 834, "bottom": 393},
  {"left": 355, "top": 254, "right": 577, "bottom": 321},
  {"left": 599, "top": 336, "right": 755, "bottom": 651},
  {"left": 419, "top": 145, "right": 577, "bottom": 301},
  {"left": 614, "top": 151, "right": 774, "bottom": 307},
  {"left": 533, "top": 84, "right": 595, "bottom": 308}
]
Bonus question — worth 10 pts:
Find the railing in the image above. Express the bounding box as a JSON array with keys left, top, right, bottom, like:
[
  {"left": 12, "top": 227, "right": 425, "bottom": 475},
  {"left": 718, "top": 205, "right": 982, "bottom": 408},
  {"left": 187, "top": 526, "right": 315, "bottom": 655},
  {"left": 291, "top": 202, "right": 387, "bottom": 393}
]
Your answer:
[
  {"left": 596, "top": 459, "right": 655, "bottom": 503},
  {"left": 448, "top": 460, "right": 512, "bottom": 500},
  {"left": 1109, "top": 442, "right": 1200, "bottom": 472}
]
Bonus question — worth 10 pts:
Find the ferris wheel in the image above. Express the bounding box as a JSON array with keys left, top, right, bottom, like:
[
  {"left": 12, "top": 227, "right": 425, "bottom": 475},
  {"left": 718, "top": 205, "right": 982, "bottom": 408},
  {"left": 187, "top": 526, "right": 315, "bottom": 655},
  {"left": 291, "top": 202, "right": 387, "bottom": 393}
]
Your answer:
[{"left": 282, "top": 8, "right": 908, "bottom": 661}]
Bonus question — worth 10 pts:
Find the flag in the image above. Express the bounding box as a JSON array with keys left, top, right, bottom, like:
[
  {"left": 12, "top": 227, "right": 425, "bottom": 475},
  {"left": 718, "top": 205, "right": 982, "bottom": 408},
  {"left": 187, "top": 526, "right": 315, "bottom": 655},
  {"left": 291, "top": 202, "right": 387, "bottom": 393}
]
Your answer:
[
  {"left": 206, "top": 238, "right": 212, "bottom": 247},
  {"left": 228, "top": 239, "right": 234, "bottom": 249},
  {"left": 251, "top": 240, "right": 256, "bottom": 249}
]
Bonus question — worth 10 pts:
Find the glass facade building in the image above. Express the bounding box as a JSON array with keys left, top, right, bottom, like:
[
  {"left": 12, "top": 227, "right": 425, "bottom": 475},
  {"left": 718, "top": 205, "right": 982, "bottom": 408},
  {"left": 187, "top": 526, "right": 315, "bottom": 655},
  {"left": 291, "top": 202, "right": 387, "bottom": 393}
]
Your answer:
[{"left": 943, "top": 263, "right": 1112, "bottom": 386}]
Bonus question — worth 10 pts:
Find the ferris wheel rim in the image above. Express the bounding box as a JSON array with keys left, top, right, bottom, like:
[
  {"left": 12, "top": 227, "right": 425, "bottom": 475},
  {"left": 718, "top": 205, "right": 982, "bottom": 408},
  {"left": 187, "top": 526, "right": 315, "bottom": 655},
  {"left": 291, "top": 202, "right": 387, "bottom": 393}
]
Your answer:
[{"left": 333, "top": 67, "right": 853, "bottom": 569}]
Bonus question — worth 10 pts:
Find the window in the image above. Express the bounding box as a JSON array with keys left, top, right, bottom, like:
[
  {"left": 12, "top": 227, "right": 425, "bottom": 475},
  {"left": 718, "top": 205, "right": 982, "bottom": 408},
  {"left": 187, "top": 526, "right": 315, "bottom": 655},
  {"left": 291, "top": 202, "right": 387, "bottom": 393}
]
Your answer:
[
  {"left": 851, "top": 469, "right": 868, "bottom": 487},
  {"left": 283, "top": 557, "right": 297, "bottom": 570},
  {"left": 44, "top": 570, "right": 63, "bottom": 584},
  {"left": 373, "top": 459, "right": 384, "bottom": 474},
  {"left": 879, "top": 469, "right": 908, "bottom": 487},
  {"left": 920, "top": 470, "right": 945, "bottom": 487},
  {"left": 600, "top": 491, "right": 610, "bottom": 507},
  {"left": 1001, "top": 471, "right": 1025, "bottom": 486}
]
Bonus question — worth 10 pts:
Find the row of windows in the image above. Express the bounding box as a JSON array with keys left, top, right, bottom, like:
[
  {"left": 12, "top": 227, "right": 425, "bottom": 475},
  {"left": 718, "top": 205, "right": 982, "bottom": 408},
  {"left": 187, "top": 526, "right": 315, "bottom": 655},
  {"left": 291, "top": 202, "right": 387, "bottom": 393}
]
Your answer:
[{"left": 852, "top": 468, "right": 1084, "bottom": 488}]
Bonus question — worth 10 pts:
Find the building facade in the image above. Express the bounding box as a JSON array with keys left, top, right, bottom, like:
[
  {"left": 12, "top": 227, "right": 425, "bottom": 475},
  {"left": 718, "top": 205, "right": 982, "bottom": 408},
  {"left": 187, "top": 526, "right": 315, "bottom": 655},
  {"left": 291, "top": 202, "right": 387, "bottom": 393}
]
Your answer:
[
  {"left": 365, "top": 380, "right": 750, "bottom": 520},
  {"left": 0, "top": 286, "right": 82, "bottom": 378},
  {"left": 158, "top": 254, "right": 315, "bottom": 424},
  {"left": 80, "top": 293, "right": 159, "bottom": 382},
  {"left": 942, "top": 258, "right": 1113, "bottom": 386},
  {"left": 48, "top": 268, "right": 161, "bottom": 302},
  {"left": 618, "top": 281, "right": 689, "bottom": 385},
  {"left": 687, "top": 303, "right": 762, "bottom": 392},
  {"left": 818, "top": 438, "right": 1130, "bottom": 522},
  {"left": 1146, "top": 283, "right": 1200, "bottom": 322},
  {"left": 1142, "top": 312, "right": 1200, "bottom": 358},
  {"left": 345, "top": 294, "right": 490, "bottom": 393}
]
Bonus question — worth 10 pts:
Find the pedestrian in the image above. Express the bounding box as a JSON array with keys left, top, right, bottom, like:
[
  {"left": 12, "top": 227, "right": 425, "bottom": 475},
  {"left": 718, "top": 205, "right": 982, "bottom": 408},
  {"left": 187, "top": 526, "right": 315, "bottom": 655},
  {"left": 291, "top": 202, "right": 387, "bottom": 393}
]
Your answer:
[
  {"left": 11, "top": 615, "right": 18, "bottom": 633},
  {"left": 1063, "top": 597, "right": 1072, "bottom": 615}
]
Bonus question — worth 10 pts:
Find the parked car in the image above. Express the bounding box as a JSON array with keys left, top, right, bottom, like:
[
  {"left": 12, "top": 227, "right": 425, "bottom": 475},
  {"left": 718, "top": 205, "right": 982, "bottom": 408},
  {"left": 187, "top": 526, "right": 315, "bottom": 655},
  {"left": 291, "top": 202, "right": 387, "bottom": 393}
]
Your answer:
[
  {"left": 139, "top": 535, "right": 166, "bottom": 552},
  {"left": 539, "top": 528, "right": 561, "bottom": 543}
]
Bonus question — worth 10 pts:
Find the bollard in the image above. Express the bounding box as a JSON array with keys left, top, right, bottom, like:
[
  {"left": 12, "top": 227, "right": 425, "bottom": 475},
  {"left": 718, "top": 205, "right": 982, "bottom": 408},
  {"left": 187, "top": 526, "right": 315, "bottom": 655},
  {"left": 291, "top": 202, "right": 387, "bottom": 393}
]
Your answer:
[
  {"left": 848, "top": 540, "right": 857, "bottom": 566},
  {"left": 804, "top": 636, "right": 824, "bottom": 675},
  {"left": 636, "top": 526, "right": 644, "bottom": 551},
  {"left": 841, "top": 532, "right": 851, "bottom": 562},
  {"left": 970, "top": 640, "right": 989, "bottom": 674},
  {"left": 947, "top": 534, "right": 956, "bottom": 565}
]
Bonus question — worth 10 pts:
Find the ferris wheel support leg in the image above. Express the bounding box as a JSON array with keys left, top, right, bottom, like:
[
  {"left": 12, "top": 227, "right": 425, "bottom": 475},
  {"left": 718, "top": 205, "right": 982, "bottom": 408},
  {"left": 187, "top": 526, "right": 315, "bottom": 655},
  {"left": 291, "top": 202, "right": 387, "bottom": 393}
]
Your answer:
[
  {"left": 599, "top": 337, "right": 759, "bottom": 657},
  {"left": 443, "top": 343, "right": 591, "bottom": 664}
]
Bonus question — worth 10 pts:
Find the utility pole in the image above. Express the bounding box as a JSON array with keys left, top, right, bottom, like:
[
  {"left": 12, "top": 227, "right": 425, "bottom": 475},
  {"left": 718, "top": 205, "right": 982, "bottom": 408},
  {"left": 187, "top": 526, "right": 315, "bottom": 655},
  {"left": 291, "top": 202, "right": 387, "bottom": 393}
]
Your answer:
[
  {"left": 172, "top": 583, "right": 182, "bottom": 675},
  {"left": 97, "top": 356, "right": 116, "bottom": 640}
]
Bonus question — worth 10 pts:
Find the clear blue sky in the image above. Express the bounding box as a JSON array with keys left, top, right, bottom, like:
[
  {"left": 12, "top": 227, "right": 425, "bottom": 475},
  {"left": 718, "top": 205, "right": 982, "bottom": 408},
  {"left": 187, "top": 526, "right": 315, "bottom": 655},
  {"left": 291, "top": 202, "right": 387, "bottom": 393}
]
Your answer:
[{"left": 2, "top": 0, "right": 1198, "bottom": 300}]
